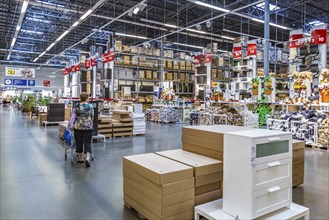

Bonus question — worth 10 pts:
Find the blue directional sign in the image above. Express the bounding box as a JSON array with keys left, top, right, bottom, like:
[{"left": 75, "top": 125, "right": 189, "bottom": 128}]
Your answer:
[
  {"left": 4, "top": 79, "right": 13, "bottom": 86},
  {"left": 27, "top": 80, "right": 35, "bottom": 86},
  {"left": 13, "top": 79, "right": 27, "bottom": 86},
  {"left": 4, "top": 78, "right": 35, "bottom": 87}
]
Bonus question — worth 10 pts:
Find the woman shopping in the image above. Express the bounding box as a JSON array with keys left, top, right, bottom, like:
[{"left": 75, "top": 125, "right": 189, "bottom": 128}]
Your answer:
[{"left": 73, "top": 92, "right": 94, "bottom": 168}]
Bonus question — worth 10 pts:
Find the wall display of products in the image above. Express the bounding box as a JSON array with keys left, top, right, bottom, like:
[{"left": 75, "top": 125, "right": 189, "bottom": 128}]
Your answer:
[
  {"left": 251, "top": 77, "right": 276, "bottom": 103},
  {"left": 318, "top": 69, "right": 329, "bottom": 103},
  {"left": 146, "top": 107, "right": 182, "bottom": 123}
]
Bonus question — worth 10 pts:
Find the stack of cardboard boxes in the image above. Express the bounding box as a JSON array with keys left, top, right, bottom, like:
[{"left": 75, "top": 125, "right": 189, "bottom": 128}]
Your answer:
[
  {"left": 181, "top": 125, "right": 253, "bottom": 160},
  {"left": 111, "top": 110, "right": 133, "bottom": 137},
  {"left": 156, "top": 149, "right": 223, "bottom": 206},
  {"left": 123, "top": 153, "right": 195, "bottom": 220},
  {"left": 292, "top": 140, "right": 305, "bottom": 187},
  {"left": 98, "top": 116, "right": 112, "bottom": 138}
]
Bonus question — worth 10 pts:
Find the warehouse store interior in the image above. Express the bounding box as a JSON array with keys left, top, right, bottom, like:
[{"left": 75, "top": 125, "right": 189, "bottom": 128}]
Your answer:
[{"left": 0, "top": 0, "right": 328, "bottom": 220}]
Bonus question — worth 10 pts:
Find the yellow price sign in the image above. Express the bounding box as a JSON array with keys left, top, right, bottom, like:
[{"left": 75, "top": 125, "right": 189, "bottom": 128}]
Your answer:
[{"left": 7, "top": 69, "right": 15, "bottom": 75}]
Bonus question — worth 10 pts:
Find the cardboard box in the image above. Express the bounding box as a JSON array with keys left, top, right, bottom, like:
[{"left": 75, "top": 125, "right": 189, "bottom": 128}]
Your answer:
[
  {"left": 123, "top": 153, "right": 193, "bottom": 185},
  {"left": 166, "top": 60, "right": 173, "bottom": 69},
  {"left": 180, "top": 61, "right": 186, "bottom": 70},
  {"left": 182, "top": 134, "right": 222, "bottom": 152},
  {"left": 39, "top": 114, "right": 47, "bottom": 124},
  {"left": 195, "top": 182, "right": 221, "bottom": 196},
  {"left": 153, "top": 48, "right": 160, "bottom": 57},
  {"left": 173, "top": 61, "right": 179, "bottom": 70},
  {"left": 195, "top": 172, "right": 223, "bottom": 187},
  {"left": 131, "top": 46, "right": 138, "bottom": 54},
  {"left": 195, "top": 189, "right": 222, "bottom": 205},
  {"left": 124, "top": 176, "right": 194, "bottom": 207},
  {"left": 115, "top": 40, "right": 122, "bottom": 51},
  {"left": 123, "top": 167, "right": 194, "bottom": 195},
  {"left": 292, "top": 140, "right": 305, "bottom": 150},
  {"left": 131, "top": 56, "right": 139, "bottom": 65},
  {"left": 146, "top": 70, "right": 152, "bottom": 79},
  {"left": 293, "top": 148, "right": 305, "bottom": 164},
  {"left": 183, "top": 143, "right": 223, "bottom": 160},
  {"left": 124, "top": 195, "right": 193, "bottom": 220},
  {"left": 124, "top": 189, "right": 194, "bottom": 219},
  {"left": 155, "top": 149, "right": 223, "bottom": 176}
]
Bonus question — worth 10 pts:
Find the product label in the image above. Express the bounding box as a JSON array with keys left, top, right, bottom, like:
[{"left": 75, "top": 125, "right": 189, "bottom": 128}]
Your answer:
[
  {"left": 311, "top": 29, "right": 327, "bottom": 45},
  {"left": 247, "top": 44, "right": 257, "bottom": 56},
  {"left": 289, "top": 34, "right": 303, "bottom": 48}
]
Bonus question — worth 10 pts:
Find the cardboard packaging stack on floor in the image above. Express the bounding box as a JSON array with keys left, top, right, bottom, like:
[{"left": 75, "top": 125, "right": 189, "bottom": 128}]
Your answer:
[
  {"left": 132, "top": 113, "right": 146, "bottom": 135},
  {"left": 123, "top": 153, "right": 195, "bottom": 220},
  {"left": 292, "top": 140, "right": 305, "bottom": 187},
  {"left": 182, "top": 125, "right": 255, "bottom": 160},
  {"left": 98, "top": 116, "right": 112, "bottom": 138},
  {"left": 112, "top": 110, "right": 133, "bottom": 137},
  {"left": 156, "top": 149, "right": 223, "bottom": 206}
]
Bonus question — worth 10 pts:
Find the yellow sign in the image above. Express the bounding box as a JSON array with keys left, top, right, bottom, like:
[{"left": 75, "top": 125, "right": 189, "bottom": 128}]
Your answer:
[{"left": 7, "top": 69, "right": 15, "bottom": 75}]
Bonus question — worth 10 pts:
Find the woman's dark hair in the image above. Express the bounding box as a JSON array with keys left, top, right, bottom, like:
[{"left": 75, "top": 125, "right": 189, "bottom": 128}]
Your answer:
[{"left": 80, "top": 92, "right": 89, "bottom": 102}]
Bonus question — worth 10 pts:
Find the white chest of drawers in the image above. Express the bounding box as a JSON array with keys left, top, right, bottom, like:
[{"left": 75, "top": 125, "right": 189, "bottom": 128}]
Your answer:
[{"left": 223, "top": 129, "right": 292, "bottom": 219}]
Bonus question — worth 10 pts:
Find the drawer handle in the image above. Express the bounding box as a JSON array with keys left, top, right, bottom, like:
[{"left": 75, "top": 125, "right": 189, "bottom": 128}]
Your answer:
[
  {"left": 268, "top": 137, "right": 281, "bottom": 142},
  {"left": 268, "top": 161, "right": 281, "bottom": 167},
  {"left": 268, "top": 186, "right": 281, "bottom": 193}
]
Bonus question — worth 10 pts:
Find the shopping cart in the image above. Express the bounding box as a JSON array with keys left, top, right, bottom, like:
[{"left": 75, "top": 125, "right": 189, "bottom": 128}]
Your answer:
[{"left": 64, "top": 129, "right": 94, "bottom": 165}]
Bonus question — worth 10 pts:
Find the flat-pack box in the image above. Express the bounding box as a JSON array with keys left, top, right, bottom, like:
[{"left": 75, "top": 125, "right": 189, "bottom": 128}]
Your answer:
[
  {"left": 155, "top": 149, "right": 222, "bottom": 177},
  {"left": 195, "top": 189, "right": 222, "bottom": 205},
  {"left": 195, "top": 182, "right": 221, "bottom": 196},
  {"left": 292, "top": 140, "right": 305, "bottom": 150},
  {"left": 123, "top": 153, "right": 193, "bottom": 185},
  {"left": 182, "top": 143, "right": 223, "bottom": 160}
]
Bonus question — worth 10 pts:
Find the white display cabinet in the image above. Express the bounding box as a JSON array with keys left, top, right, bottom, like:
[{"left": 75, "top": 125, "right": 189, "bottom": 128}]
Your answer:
[{"left": 223, "top": 129, "right": 292, "bottom": 219}]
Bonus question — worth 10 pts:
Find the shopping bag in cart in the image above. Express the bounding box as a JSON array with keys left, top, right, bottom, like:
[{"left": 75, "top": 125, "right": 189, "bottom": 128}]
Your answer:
[{"left": 64, "top": 128, "right": 73, "bottom": 145}]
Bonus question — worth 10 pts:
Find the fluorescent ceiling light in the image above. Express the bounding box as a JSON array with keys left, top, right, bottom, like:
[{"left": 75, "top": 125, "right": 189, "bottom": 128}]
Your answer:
[
  {"left": 16, "top": 26, "right": 21, "bottom": 31},
  {"left": 269, "top": 22, "right": 289, "bottom": 30},
  {"left": 92, "top": 28, "right": 111, "bottom": 34},
  {"left": 46, "top": 43, "right": 55, "bottom": 51},
  {"left": 21, "top": 29, "right": 43, "bottom": 34},
  {"left": 194, "top": 1, "right": 230, "bottom": 13},
  {"left": 252, "top": 18, "right": 264, "bottom": 23},
  {"left": 255, "top": 2, "right": 280, "bottom": 11},
  {"left": 7, "top": 55, "right": 11, "bottom": 60},
  {"left": 116, "top": 33, "right": 147, "bottom": 39},
  {"left": 35, "top": 0, "right": 65, "bottom": 8},
  {"left": 26, "top": 17, "right": 50, "bottom": 23},
  {"left": 56, "top": 30, "right": 69, "bottom": 41},
  {"left": 217, "top": 49, "right": 228, "bottom": 52},
  {"left": 133, "top": 7, "right": 140, "bottom": 14},
  {"left": 307, "top": 20, "right": 324, "bottom": 26},
  {"left": 222, "top": 36, "right": 234, "bottom": 40},
  {"left": 80, "top": 9, "right": 93, "bottom": 20},
  {"left": 187, "top": 28, "right": 206, "bottom": 34},
  {"left": 173, "top": 42, "right": 204, "bottom": 49},
  {"left": 21, "top": 0, "right": 29, "bottom": 13},
  {"left": 33, "top": 57, "right": 38, "bottom": 62},
  {"left": 164, "top": 23, "right": 177, "bottom": 28},
  {"left": 304, "top": 33, "right": 311, "bottom": 36},
  {"left": 139, "top": 3, "right": 147, "bottom": 11},
  {"left": 11, "top": 38, "right": 16, "bottom": 47},
  {"left": 72, "top": 21, "right": 79, "bottom": 27}
]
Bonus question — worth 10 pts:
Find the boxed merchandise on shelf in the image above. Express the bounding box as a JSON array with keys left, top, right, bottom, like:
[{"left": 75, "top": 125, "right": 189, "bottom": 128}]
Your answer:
[
  {"left": 123, "top": 153, "right": 194, "bottom": 220},
  {"left": 292, "top": 140, "right": 305, "bottom": 187},
  {"left": 131, "top": 46, "right": 138, "bottom": 54},
  {"left": 179, "top": 61, "right": 186, "bottom": 70},
  {"left": 123, "top": 56, "right": 130, "bottom": 65},
  {"left": 139, "top": 70, "right": 145, "bottom": 79},
  {"left": 131, "top": 56, "right": 139, "bottom": 65},
  {"left": 138, "top": 47, "right": 146, "bottom": 55},
  {"left": 145, "top": 70, "right": 152, "bottom": 79},
  {"left": 115, "top": 40, "right": 122, "bottom": 51},
  {"left": 164, "top": 50, "right": 174, "bottom": 58},
  {"left": 173, "top": 61, "right": 179, "bottom": 70},
  {"left": 166, "top": 60, "right": 173, "bottom": 69},
  {"left": 186, "top": 62, "right": 192, "bottom": 71},
  {"left": 179, "top": 52, "right": 186, "bottom": 60},
  {"left": 123, "top": 45, "right": 130, "bottom": 53},
  {"left": 153, "top": 48, "right": 160, "bottom": 57},
  {"left": 155, "top": 149, "right": 223, "bottom": 205}
]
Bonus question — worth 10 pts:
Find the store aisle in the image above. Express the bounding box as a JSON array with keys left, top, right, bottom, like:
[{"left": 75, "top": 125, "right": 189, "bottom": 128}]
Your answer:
[{"left": 0, "top": 107, "right": 328, "bottom": 219}]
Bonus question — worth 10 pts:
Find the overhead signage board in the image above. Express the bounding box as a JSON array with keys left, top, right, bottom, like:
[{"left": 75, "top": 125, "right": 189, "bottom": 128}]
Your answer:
[
  {"left": 4, "top": 78, "right": 35, "bottom": 87},
  {"left": 5, "top": 67, "right": 35, "bottom": 78}
]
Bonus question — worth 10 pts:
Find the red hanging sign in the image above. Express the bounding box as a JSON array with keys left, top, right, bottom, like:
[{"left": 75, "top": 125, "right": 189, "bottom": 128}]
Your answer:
[
  {"left": 311, "top": 29, "right": 327, "bottom": 45},
  {"left": 62, "top": 68, "right": 69, "bottom": 75},
  {"left": 71, "top": 65, "right": 76, "bottom": 72},
  {"left": 85, "top": 59, "right": 91, "bottom": 69},
  {"left": 102, "top": 51, "right": 114, "bottom": 63},
  {"left": 289, "top": 34, "right": 303, "bottom": 48},
  {"left": 247, "top": 44, "right": 257, "bottom": 56},
  {"left": 193, "top": 55, "right": 201, "bottom": 65},
  {"left": 233, "top": 46, "right": 242, "bottom": 59},
  {"left": 76, "top": 64, "right": 81, "bottom": 71},
  {"left": 91, "top": 58, "right": 97, "bottom": 67},
  {"left": 204, "top": 53, "right": 212, "bottom": 63},
  {"left": 43, "top": 80, "right": 50, "bottom": 87}
]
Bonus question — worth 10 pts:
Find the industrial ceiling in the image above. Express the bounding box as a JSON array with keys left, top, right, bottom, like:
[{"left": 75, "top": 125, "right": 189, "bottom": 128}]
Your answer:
[{"left": 1, "top": 0, "right": 328, "bottom": 68}]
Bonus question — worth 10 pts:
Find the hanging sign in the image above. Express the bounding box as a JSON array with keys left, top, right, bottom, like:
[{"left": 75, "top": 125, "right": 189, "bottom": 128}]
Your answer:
[
  {"left": 43, "top": 80, "right": 50, "bottom": 87},
  {"left": 4, "top": 79, "right": 35, "bottom": 87},
  {"left": 62, "top": 68, "right": 69, "bottom": 75},
  {"left": 247, "top": 44, "right": 257, "bottom": 56},
  {"left": 289, "top": 34, "right": 303, "bottom": 48},
  {"left": 193, "top": 55, "right": 201, "bottom": 65},
  {"left": 311, "top": 29, "right": 327, "bottom": 45},
  {"left": 85, "top": 59, "right": 91, "bottom": 69},
  {"left": 204, "top": 53, "right": 212, "bottom": 63},
  {"left": 71, "top": 65, "right": 77, "bottom": 72},
  {"left": 102, "top": 51, "right": 114, "bottom": 63},
  {"left": 5, "top": 67, "right": 35, "bottom": 78},
  {"left": 233, "top": 46, "right": 242, "bottom": 59},
  {"left": 91, "top": 58, "right": 97, "bottom": 67},
  {"left": 76, "top": 64, "right": 81, "bottom": 71}
]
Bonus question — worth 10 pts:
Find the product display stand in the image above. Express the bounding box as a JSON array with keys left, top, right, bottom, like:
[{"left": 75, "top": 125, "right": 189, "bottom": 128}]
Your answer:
[{"left": 194, "top": 199, "right": 309, "bottom": 220}]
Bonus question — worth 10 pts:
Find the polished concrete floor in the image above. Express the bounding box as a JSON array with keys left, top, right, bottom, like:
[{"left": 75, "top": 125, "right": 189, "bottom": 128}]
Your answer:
[{"left": 0, "top": 107, "right": 328, "bottom": 220}]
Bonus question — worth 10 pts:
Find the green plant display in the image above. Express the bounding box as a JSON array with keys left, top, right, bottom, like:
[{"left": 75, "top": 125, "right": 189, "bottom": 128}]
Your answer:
[
  {"left": 24, "top": 95, "right": 36, "bottom": 112},
  {"left": 37, "top": 96, "right": 52, "bottom": 106},
  {"left": 253, "top": 104, "right": 272, "bottom": 126}
]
